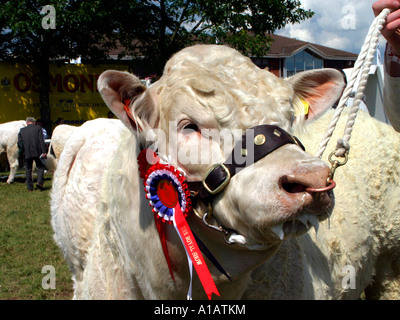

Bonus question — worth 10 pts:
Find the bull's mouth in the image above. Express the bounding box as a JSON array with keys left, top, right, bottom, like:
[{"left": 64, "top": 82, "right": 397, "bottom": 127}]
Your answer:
[
  {"left": 224, "top": 188, "right": 334, "bottom": 249},
  {"left": 222, "top": 213, "right": 324, "bottom": 251},
  {"left": 200, "top": 212, "right": 278, "bottom": 251},
  {"left": 197, "top": 188, "right": 333, "bottom": 250},
  {"left": 270, "top": 213, "right": 322, "bottom": 241}
]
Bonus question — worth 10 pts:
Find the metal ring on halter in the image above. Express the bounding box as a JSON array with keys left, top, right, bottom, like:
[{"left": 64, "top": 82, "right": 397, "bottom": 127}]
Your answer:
[
  {"left": 193, "top": 203, "right": 213, "bottom": 221},
  {"left": 193, "top": 206, "right": 204, "bottom": 220}
]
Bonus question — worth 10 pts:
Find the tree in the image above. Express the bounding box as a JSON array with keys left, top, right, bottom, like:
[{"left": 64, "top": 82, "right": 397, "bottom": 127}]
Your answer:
[
  {"left": 0, "top": 0, "right": 128, "bottom": 131},
  {"left": 121, "top": 0, "right": 314, "bottom": 71},
  {"left": 1, "top": 0, "right": 313, "bottom": 129}
]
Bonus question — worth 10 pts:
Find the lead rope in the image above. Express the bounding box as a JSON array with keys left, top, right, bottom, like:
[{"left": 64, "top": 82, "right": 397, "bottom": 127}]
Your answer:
[{"left": 314, "top": 8, "right": 390, "bottom": 181}]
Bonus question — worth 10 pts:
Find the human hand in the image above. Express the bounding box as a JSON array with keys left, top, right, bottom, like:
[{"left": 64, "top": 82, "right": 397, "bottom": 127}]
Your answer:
[{"left": 372, "top": 0, "right": 400, "bottom": 57}]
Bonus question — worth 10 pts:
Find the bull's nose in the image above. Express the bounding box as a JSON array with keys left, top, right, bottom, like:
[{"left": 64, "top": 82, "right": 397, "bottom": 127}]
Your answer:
[
  {"left": 278, "top": 165, "right": 335, "bottom": 216},
  {"left": 279, "top": 165, "right": 332, "bottom": 196},
  {"left": 268, "top": 165, "right": 335, "bottom": 241},
  {"left": 277, "top": 165, "right": 334, "bottom": 229}
]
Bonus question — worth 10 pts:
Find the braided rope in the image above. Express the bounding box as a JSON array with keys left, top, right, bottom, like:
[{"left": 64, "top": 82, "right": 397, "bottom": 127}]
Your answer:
[{"left": 314, "top": 8, "right": 391, "bottom": 159}]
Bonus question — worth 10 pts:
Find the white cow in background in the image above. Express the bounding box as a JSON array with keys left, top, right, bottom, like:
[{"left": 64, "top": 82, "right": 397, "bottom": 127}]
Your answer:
[
  {"left": 0, "top": 120, "right": 26, "bottom": 184},
  {"left": 51, "top": 44, "right": 400, "bottom": 299},
  {"left": 49, "top": 124, "right": 77, "bottom": 159},
  {"left": 44, "top": 124, "right": 77, "bottom": 172}
]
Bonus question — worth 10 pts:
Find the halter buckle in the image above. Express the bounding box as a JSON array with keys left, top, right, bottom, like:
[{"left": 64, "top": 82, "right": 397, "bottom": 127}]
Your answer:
[{"left": 202, "top": 163, "right": 231, "bottom": 195}]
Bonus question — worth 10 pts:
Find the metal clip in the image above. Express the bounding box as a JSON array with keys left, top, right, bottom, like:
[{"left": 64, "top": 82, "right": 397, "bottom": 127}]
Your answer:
[
  {"left": 327, "top": 151, "right": 348, "bottom": 182},
  {"left": 203, "top": 212, "right": 227, "bottom": 235}
]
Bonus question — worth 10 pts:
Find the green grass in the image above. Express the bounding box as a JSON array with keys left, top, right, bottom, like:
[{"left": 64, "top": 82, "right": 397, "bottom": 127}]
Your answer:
[{"left": 0, "top": 172, "right": 73, "bottom": 300}]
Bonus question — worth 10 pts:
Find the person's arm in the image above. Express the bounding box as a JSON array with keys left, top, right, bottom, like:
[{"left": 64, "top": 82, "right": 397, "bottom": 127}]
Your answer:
[
  {"left": 373, "top": 0, "right": 400, "bottom": 60},
  {"left": 384, "top": 42, "right": 400, "bottom": 131},
  {"left": 372, "top": 0, "right": 400, "bottom": 131},
  {"left": 384, "top": 37, "right": 400, "bottom": 77},
  {"left": 38, "top": 127, "right": 47, "bottom": 157}
]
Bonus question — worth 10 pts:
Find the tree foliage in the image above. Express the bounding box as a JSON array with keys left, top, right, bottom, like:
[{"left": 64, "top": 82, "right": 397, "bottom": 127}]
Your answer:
[
  {"left": 0, "top": 0, "right": 124, "bottom": 129},
  {"left": 0, "top": 0, "right": 124, "bottom": 62},
  {"left": 119, "top": 0, "right": 314, "bottom": 69},
  {"left": 0, "top": 0, "right": 313, "bottom": 127},
  {"left": 1, "top": 0, "right": 314, "bottom": 66}
]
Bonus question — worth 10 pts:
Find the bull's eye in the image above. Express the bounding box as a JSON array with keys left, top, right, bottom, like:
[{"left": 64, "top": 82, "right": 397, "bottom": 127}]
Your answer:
[{"left": 183, "top": 123, "right": 199, "bottom": 132}]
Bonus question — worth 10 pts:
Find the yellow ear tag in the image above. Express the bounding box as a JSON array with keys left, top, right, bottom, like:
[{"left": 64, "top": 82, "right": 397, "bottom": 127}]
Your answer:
[{"left": 301, "top": 98, "right": 310, "bottom": 116}]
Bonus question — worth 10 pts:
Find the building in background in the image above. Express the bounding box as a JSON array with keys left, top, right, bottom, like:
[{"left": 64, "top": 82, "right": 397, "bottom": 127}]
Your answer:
[{"left": 251, "top": 34, "right": 358, "bottom": 77}]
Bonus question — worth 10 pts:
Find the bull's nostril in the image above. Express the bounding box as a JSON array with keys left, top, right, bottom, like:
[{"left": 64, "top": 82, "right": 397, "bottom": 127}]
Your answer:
[{"left": 282, "top": 182, "right": 307, "bottom": 193}]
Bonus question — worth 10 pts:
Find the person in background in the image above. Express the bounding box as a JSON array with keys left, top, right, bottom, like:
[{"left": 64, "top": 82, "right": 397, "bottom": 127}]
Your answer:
[
  {"left": 372, "top": 0, "right": 400, "bottom": 131},
  {"left": 55, "top": 117, "right": 65, "bottom": 125},
  {"left": 107, "top": 111, "right": 115, "bottom": 119},
  {"left": 35, "top": 119, "right": 48, "bottom": 140},
  {"left": 17, "top": 117, "right": 47, "bottom": 191}
]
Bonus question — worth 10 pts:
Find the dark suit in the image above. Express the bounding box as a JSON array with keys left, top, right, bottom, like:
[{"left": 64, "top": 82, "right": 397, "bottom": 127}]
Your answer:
[{"left": 18, "top": 124, "right": 47, "bottom": 191}]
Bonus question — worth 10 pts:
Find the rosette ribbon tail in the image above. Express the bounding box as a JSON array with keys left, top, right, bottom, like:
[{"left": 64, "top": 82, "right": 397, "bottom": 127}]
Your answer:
[
  {"left": 154, "top": 214, "right": 175, "bottom": 281},
  {"left": 172, "top": 203, "right": 220, "bottom": 300},
  {"left": 193, "top": 232, "right": 231, "bottom": 281}
]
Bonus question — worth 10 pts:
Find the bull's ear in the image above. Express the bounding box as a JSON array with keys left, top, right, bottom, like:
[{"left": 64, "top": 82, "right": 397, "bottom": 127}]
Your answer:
[
  {"left": 97, "top": 70, "right": 158, "bottom": 131},
  {"left": 287, "top": 69, "right": 345, "bottom": 122}
]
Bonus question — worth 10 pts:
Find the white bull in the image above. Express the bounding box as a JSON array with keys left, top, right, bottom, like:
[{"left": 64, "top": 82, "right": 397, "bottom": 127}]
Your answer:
[
  {"left": 52, "top": 44, "right": 358, "bottom": 299},
  {"left": 0, "top": 120, "right": 26, "bottom": 184},
  {"left": 51, "top": 118, "right": 127, "bottom": 288}
]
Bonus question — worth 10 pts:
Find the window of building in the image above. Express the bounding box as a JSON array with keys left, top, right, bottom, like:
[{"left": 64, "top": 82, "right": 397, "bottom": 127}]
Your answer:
[
  {"left": 304, "top": 51, "right": 314, "bottom": 70},
  {"left": 251, "top": 57, "right": 269, "bottom": 69},
  {"left": 286, "top": 55, "right": 295, "bottom": 77},
  {"left": 285, "top": 50, "right": 323, "bottom": 76}
]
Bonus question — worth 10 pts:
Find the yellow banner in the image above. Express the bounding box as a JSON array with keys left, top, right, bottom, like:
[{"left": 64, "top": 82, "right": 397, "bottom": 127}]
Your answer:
[{"left": 0, "top": 62, "right": 130, "bottom": 128}]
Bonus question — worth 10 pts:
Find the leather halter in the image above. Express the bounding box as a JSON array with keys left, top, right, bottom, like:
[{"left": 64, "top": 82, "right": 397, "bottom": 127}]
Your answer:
[{"left": 186, "top": 124, "right": 305, "bottom": 206}]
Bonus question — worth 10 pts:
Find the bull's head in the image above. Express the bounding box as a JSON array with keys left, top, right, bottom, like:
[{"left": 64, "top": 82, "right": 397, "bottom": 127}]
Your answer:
[{"left": 98, "top": 44, "right": 343, "bottom": 274}]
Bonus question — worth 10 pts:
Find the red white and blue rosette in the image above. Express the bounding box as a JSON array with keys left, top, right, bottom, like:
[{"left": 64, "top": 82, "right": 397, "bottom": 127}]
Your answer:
[
  {"left": 144, "top": 164, "right": 191, "bottom": 223},
  {"left": 137, "top": 149, "right": 219, "bottom": 300}
]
